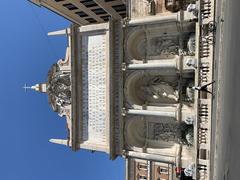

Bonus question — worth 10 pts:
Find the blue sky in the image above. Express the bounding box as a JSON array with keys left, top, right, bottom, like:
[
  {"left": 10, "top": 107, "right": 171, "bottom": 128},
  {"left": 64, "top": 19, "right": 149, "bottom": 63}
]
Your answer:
[{"left": 0, "top": 1, "right": 124, "bottom": 180}]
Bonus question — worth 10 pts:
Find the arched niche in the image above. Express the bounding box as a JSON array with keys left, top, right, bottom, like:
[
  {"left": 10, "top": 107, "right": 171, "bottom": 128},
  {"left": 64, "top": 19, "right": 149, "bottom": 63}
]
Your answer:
[
  {"left": 124, "top": 116, "right": 177, "bottom": 151},
  {"left": 124, "top": 71, "right": 179, "bottom": 107},
  {"left": 125, "top": 23, "right": 196, "bottom": 63},
  {"left": 126, "top": 28, "right": 180, "bottom": 61},
  {"left": 126, "top": 30, "right": 146, "bottom": 60}
]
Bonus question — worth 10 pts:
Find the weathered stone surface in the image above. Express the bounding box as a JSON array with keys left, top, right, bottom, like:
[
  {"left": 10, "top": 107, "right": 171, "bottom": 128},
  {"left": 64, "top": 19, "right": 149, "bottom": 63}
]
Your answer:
[{"left": 82, "top": 33, "right": 108, "bottom": 144}]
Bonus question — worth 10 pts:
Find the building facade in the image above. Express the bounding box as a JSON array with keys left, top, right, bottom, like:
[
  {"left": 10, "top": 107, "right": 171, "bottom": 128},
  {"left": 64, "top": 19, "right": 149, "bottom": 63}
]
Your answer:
[
  {"left": 29, "top": 0, "right": 216, "bottom": 179},
  {"left": 30, "top": 0, "right": 127, "bottom": 25}
]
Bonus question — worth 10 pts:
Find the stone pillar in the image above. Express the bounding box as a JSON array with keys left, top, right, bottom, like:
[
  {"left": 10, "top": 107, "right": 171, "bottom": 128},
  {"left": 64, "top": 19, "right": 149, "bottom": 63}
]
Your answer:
[
  {"left": 127, "top": 59, "right": 177, "bottom": 70},
  {"left": 126, "top": 151, "right": 176, "bottom": 164},
  {"left": 128, "top": 14, "right": 178, "bottom": 26},
  {"left": 127, "top": 109, "right": 176, "bottom": 118},
  {"left": 125, "top": 158, "right": 129, "bottom": 180}
]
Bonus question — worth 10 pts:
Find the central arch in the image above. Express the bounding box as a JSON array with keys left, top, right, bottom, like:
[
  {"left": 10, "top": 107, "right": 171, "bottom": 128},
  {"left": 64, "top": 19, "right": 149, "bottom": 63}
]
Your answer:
[{"left": 124, "top": 71, "right": 179, "bottom": 107}]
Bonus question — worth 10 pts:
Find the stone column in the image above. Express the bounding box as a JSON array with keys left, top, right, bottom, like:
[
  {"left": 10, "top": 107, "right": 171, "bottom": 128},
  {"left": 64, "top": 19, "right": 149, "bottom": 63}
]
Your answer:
[
  {"left": 127, "top": 59, "right": 177, "bottom": 70},
  {"left": 127, "top": 109, "right": 177, "bottom": 118},
  {"left": 128, "top": 14, "right": 178, "bottom": 26},
  {"left": 125, "top": 158, "right": 129, "bottom": 180},
  {"left": 126, "top": 151, "right": 176, "bottom": 164}
]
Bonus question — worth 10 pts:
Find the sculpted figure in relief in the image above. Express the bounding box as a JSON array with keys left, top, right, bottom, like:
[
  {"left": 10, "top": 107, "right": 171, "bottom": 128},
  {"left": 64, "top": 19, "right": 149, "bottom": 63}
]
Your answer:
[
  {"left": 48, "top": 71, "right": 71, "bottom": 107},
  {"left": 149, "top": 37, "right": 179, "bottom": 57},
  {"left": 141, "top": 76, "right": 179, "bottom": 103},
  {"left": 151, "top": 122, "right": 194, "bottom": 146},
  {"left": 126, "top": 119, "right": 194, "bottom": 149}
]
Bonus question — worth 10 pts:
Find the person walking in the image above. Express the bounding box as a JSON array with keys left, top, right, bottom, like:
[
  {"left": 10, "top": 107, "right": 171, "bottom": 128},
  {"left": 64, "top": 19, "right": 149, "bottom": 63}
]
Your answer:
[{"left": 192, "top": 81, "right": 215, "bottom": 94}]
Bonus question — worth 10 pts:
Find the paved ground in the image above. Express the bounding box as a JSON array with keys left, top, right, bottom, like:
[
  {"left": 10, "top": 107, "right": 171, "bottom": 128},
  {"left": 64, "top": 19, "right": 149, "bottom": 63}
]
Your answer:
[{"left": 213, "top": 0, "right": 240, "bottom": 179}]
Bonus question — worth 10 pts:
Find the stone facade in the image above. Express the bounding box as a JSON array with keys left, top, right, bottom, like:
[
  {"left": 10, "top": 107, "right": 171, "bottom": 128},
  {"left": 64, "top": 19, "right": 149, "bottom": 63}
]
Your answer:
[
  {"left": 127, "top": 158, "right": 174, "bottom": 180},
  {"left": 29, "top": 0, "right": 216, "bottom": 179},
  {"left": 30, "top": 0, "right": 126, "bottom": 25}
]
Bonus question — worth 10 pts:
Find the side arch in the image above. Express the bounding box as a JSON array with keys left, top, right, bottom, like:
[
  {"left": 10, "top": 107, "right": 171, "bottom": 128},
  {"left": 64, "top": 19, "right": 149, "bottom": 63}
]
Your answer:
[{"left": 124, "top": 116, "right": 177, "bottom": 150}]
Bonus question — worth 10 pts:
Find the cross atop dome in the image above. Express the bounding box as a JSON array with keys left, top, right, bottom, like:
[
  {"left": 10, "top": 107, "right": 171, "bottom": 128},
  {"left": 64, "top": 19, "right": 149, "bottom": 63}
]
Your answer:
[{"left": 23, "top": 83, "right": 47, "bottom": 93}]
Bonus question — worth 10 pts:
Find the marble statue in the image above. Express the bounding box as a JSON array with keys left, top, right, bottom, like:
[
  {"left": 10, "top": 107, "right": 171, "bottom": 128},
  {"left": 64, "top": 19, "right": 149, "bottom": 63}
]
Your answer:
[
  {"left": 149, "top": 37, "right": 179, "bottom": 57},
  {"left": 151, "top": 122, "right": 194, "bottom": 146},
  {"left": 48, "top": 71, "right": 71, "bottom": 108},
  {"left": 141, "top": 76, "right": 179, "bottom": 103}
]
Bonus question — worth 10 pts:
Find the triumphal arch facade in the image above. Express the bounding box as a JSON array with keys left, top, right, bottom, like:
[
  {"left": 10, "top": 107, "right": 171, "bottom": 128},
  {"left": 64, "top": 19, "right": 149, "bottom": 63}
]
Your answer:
[{"left": 29, "top": 0, "right": 216, "bottom": 179}]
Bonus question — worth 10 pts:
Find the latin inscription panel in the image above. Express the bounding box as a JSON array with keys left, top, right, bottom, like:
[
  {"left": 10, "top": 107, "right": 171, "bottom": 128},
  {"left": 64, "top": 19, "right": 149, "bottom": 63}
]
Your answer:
[{"left": 82, "top": 32, "right": 107, "bottom": 145}]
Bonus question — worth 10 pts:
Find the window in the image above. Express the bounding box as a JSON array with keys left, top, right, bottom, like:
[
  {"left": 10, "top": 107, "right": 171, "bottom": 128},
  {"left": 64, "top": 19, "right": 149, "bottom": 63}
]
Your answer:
[
  {"left": 63, "top": 3, "right": 78, "bottom": 10},
  {"left": 138, "top": 163, "right": 148, "bottom": 171},
  {"left": 85, "top": 18, "right": 97, "bottom": 23},
  {"left": 138, "top": 175, "right": 147, "bottom": 180},
  {"left": 75, "top": 11, "right": 88, "bottom": 17},
  {"left": 100, "top": 15, "right": 110, "bottom": 21},
  {"left": 119, "top": 12, "right": 126, "bottom": 18},
  {"left": 112, "top": 4, "right": 126, "bottom": 12},
  {"left": 158, "top": 167, "right": 169, "bottom": 175},
  {"left": 92, "top": 8, "right": 107, "bottom": 15},
  {"left": 80, "top": 0, "right": 98, "bottom": 8}
]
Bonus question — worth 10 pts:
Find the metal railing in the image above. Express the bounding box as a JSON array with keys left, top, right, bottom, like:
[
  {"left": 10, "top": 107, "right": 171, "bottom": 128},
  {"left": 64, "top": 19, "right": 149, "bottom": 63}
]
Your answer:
[{"left": 194, "top": 0, "right": 215, "bottom": 179}]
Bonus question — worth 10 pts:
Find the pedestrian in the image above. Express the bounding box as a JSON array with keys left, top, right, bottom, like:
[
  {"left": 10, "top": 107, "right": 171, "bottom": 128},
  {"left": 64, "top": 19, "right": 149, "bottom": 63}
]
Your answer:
[{"left": 192, "top": 81, "right": 215, "bottom": 94}]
